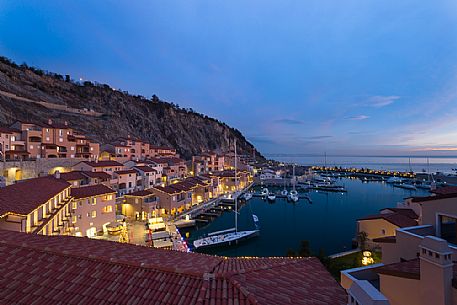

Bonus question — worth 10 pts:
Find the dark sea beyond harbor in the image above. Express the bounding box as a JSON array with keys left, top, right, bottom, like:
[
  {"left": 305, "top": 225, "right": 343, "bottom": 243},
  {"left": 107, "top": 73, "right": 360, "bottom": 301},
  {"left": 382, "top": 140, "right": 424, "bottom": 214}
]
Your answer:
[
  {"left": 184, "top": 178, "right": 430, "bottom": 257},
  {"left": 270, "top": 155, "right": 457, "bottom": 174}
]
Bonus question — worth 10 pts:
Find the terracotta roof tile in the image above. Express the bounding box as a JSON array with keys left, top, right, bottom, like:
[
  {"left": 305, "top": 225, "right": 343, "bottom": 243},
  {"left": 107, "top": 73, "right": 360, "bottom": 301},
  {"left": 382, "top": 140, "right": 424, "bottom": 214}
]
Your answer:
[
  {"left": 0, "top": 231, "right": 346, "bottom": 305},
  {"left": 125, "top": 190, "right": 154, "bottom": 197},
  {"left": 70, "top": 185, "right": 116, "bottom": 199},
  {"left": 81, "top": 171, "right": 112, "bottom": 179},
  {"left": 134, "top": 166, "right": 157, "bottom": 173},
  {"left": 81, "top": 160, "right": 124, "bottom": 168},
  {"left": 358, "top": 212, "right": 418, "bottom": 228},
  {"left": 59, "top": 171, "right": 87, "bottom": 181},
  {"left": 380, "top": 208, "right": 418, "bottom": 219},
  {"left": 0, "top": 176, "right": 70, "bottom": 215},
  {"left": 114, "top": 169, "right": 137, "bottom": 175}
]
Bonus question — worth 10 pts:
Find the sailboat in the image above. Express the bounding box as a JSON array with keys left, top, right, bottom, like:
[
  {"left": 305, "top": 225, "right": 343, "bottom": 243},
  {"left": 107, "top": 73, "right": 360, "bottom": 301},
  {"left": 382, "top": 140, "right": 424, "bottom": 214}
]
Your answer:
[
  {"left": 288, "top": 164, "right": 299, "bottom": 202},
  {"left": 193, "top": 139, "right": 260, "bottom": 250},
  {"left": 281, "top": 175, "right": 288, "bottom": 196}
]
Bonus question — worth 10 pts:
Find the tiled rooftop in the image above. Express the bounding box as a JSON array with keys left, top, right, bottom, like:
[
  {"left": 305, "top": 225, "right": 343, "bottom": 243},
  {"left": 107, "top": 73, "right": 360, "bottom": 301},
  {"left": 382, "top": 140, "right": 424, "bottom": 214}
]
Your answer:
[
  {"left": 81, "top": 160, "right": 124, "bottom": 168},
  {"left": 358, "top": 211, "right": 418, "bottom": 228},
  {"left": 0, "top": 176, "right": 70, "bottom": 216},
  {"left": 0, "top": 230, "right": 346, "bottom": 305},
  {"left": 125, "top": 189, "right": 155, "bottom": 197},
  {"left": 70, "top": 184, "right": 116, "bottom": 199}
]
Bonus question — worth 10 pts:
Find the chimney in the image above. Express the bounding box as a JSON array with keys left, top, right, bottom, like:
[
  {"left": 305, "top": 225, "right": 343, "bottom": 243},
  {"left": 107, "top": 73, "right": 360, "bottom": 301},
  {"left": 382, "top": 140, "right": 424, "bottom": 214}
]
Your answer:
[
  {"left": 48, "top": 119, "right": 53, "bottom": 125},
  {"left": 419, "top": 236, "right": 453, "bottom": 305},
  {"left": 54, "top": 170, "right": 61, "bottom": 179}
]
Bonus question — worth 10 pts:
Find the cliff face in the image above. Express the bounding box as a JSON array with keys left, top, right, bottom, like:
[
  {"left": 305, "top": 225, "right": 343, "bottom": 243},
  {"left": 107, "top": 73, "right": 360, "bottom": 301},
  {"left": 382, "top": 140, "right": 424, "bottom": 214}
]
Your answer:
[{"left": 0, "top": 57, "right": 262, "bottom": 160}]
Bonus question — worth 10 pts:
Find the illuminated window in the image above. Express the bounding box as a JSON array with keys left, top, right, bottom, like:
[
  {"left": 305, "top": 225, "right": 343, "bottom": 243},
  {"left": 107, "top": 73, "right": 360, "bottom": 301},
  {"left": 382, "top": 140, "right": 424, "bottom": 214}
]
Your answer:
[
  {"left": 88, "top": 211, "right": 96, "bottom": 218},
  {"left": 72, "top": 215, "right": 77, "bottom": 223},
  {"left": 72, "top": 201, "right": 77, "bottom": 209},
  {"left": 91, "top": 198, "right": 96, "bottom": 205},
  {"left": 103, "top": 205, "right": 113, "bottom": 213}
]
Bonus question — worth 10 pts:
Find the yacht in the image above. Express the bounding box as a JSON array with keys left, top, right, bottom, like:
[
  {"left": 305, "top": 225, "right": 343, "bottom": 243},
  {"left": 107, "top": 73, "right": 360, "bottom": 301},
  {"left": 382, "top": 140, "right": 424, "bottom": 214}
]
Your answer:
[
  {"left": 193, "top": 139, "right": 259, "bottom": 250},
  {"left": 281, "top": 177, "right": 288, "bottom": 196},
  {"left": 288, "top": 193, "right": 299, "bottom": 202},
  {"left": 260, "top": 188, "right": 269, "bottom": 196},
  {"left": 267, "top": 193, "right": 276, "bottom": 201},
  {"left": 393, "top": 182, "right": 417, "bottom": 190},
  {"left": 243, "top": 192, "right": 253, "bottom": 201},
  {"left": 386, "top": 177, "right": 404, "bottom": 184}
]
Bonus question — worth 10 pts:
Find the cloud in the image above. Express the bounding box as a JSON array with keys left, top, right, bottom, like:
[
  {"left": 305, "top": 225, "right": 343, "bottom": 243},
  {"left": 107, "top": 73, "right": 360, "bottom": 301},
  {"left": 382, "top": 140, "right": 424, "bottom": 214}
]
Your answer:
[
  {"left": 248, "top": 135, "right": 277, "bottom": 144},
  {"left": 347, "top": 115, "right": 370, "bottom": 120},
  {"left": 366, "top": 96, "right": 400, "bottom": 108},
  {"left": 273, "top": 118, "right": 305, "bottom": 125},
  {"left": 303, "top": 135, "right": 333, "bottom": 139}
]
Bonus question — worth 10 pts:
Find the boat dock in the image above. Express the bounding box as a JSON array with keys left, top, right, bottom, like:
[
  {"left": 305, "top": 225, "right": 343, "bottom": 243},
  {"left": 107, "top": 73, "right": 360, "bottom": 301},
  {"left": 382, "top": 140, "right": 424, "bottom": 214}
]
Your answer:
[{"left": 172, "top": 183, "right": 254, "bottom": 228}]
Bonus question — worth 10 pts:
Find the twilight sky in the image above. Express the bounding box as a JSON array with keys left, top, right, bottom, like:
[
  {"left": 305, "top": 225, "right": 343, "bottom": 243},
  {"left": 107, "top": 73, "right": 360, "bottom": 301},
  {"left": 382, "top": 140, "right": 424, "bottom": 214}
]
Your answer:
[{"left": 1, "top": 1, "right": 457, "bottom": 156}]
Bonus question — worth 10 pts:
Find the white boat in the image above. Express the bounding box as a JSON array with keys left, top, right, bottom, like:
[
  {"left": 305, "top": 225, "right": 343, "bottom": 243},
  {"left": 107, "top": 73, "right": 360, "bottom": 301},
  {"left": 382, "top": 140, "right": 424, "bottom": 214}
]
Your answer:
[
  {"left": 288, "top": 164, "right": 298, "bottom": 197},
  {"left": 260, "top": 188, "right": 269, "bottom": 196},
  {"left": 393, "top": 182, "right": 416, "bottom": 190},
  {"left": 288, "top": 194, "right": 299, "bottom": 202},
  {"left": 267, "top": 193, "right": 276, "bottom": 201},
  {"left": 193, "top": 139, "right": 259, "bottom": 250},
  {"left": 386, "top": 177, "right": 404, "bottom": 184},
  {"left": 193, "top": 229, "right": 259, "bottom": 249},
  {"left": 243, "top": 192, "right": 253, "bottom": 201}
]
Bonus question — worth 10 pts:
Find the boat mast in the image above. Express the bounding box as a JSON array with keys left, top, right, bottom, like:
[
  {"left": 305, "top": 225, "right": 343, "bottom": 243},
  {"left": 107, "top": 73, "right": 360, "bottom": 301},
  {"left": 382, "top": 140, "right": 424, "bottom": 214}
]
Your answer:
[
  {"left": 234, "top": 139, "right": 238, "bottom": 233},
  {"left": 292, "top": 164, "right": 296, "bottom": 191}
]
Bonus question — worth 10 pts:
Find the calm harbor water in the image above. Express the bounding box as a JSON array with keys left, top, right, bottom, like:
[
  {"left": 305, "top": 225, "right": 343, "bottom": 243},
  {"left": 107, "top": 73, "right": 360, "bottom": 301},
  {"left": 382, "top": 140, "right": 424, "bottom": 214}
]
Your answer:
[{"left": 183, "top": 178, "right": 429, "bottom": 257}]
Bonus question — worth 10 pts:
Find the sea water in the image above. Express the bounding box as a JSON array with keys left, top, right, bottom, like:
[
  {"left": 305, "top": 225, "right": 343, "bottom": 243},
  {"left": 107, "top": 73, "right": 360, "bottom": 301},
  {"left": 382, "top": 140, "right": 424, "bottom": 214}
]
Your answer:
[{"left": 183, "top": 177, "right": 429, "bottom": 257}]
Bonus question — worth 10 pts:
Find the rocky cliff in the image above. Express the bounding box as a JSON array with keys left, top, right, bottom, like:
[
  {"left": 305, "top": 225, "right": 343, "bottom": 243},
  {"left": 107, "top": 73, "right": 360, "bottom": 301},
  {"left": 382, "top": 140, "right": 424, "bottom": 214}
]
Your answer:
[{"left": 0, "top": 57, "right": 262, "bottom": 160}]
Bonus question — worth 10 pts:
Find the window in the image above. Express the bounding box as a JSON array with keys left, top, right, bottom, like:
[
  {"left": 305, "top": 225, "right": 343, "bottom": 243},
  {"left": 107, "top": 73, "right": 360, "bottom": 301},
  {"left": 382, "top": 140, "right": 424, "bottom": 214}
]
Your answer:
[
  {"left": 381, "top": 229, "right": 386, "bottom": 235},
  {"left": 59, "top": 138, "right": 63, "bottom": 142},
  {"left": 91, "top": 198, "right": 96, "bottom": 205},
  {"left": 30, "top": 145, "right": 33, "bottom": 149},
  {"left": 72, "top": 201, "right": 77, "bottom": 209},
  {"left": 71, "top": 146, "right": 74, "bottom": 151},
  {"left": 88, "top": 211, "right": 96, "bottom": 218},
  {"left": 59, "top": 130, "right": 63, "bottom": 136},
  {"left": 11, "top": 136, "right": 15, "bottom": 141},
  {"left": 72, "top": 216, "right": 77, "bottom": 223},
  {"left": 103, "top": 205, "right": 113, "bottom": 213}
]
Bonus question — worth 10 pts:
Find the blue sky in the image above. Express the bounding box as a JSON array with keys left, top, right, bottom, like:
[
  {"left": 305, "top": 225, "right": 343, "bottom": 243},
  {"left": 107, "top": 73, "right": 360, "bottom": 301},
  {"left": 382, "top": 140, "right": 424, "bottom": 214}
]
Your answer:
[{"left": 1, "top": 1, "right": 457, "bottom": 156}]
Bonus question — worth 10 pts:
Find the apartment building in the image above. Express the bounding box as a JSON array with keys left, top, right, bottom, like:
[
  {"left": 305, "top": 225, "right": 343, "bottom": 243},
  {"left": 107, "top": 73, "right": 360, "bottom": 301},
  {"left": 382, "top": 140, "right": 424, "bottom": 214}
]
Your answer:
[
  {"left": 192, "top": 152, "right": 225, "bottom": 175},
  {"left": 0, "top": 120, "right": 100, "bottom": 160},
  {"left": 0, "top": 175, "right": 73, "bottom": 235},
  {"left": 70, "top": 184, "right": 116, "bottom": 237},
  {"left": 122, "top": 189, "right": 159, "bottom": 220},
  {"left": 342, "top": 186, "right": 457, "bottom": 305}
]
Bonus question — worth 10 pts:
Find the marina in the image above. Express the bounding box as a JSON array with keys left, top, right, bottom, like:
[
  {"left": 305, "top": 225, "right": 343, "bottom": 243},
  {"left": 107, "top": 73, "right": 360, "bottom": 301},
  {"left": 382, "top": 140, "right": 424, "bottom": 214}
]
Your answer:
[{"left": 182, "top": 176, "right": 430, "bottom": 257}]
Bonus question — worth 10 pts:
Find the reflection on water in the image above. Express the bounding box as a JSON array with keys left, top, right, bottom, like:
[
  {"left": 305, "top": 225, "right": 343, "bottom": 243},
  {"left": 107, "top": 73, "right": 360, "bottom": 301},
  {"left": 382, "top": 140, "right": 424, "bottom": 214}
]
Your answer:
[{"left": 183, "top": 178, "right": 429, "bottom": 257}]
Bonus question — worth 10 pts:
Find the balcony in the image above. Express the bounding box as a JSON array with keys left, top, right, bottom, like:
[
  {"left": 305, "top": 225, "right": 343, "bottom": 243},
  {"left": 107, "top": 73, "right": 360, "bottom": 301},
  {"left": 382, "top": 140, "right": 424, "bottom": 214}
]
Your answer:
[{"left": 28, "top": 136, "right": 42, "bottom": 143}]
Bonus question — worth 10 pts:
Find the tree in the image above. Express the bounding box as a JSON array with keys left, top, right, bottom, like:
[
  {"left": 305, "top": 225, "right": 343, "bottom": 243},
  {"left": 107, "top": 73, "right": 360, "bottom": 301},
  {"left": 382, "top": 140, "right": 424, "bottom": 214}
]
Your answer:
[
  {"left": 357, "top": 231, "right": 369, "bottom": 250},
  {"left": 65, "top": 74, "right": 71, "bottom": 82},
  {"left": 298, "top": 240, "right": 311, "bottom": 257},
  {"left": 286, "top": 249, "right": 297, "bottom": 257}
]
